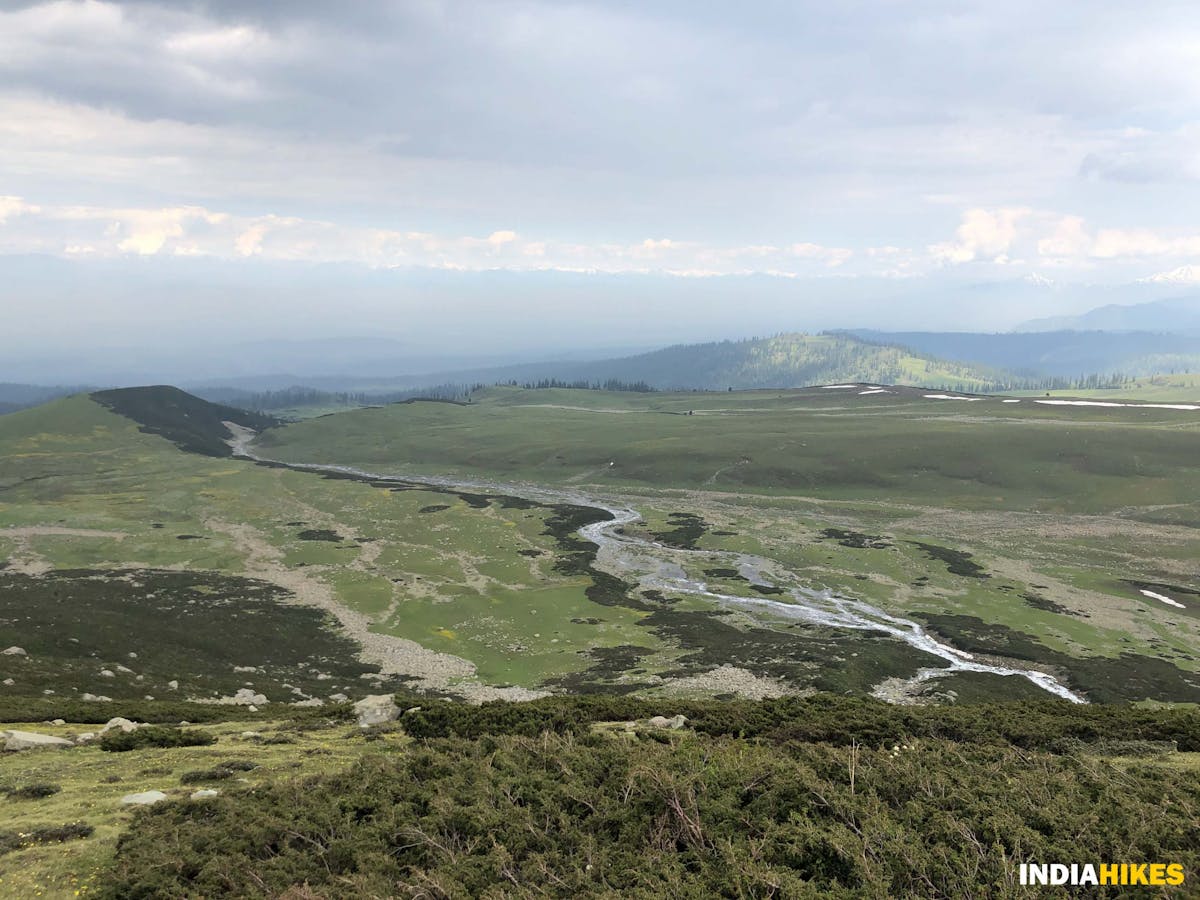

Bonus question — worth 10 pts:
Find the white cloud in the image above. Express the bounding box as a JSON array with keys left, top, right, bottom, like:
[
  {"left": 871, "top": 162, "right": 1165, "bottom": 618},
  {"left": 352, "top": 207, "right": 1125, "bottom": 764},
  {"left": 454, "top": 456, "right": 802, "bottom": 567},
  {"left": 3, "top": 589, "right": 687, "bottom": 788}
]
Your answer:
[
  {"left": 1090, "top": 228, "right": 1200, "bottom": 259},
  {"left": 929, "top": 207, "right": 1030, "bottom": 264},
  {"left": 0, "top": 195, "right": 40, "bottom": 222},
  {"left": 1037, "top": 215, "right": 1091, "bottom": 260},
  {"left": 0, "top": 195, "right": 865, "bottom": 277}
]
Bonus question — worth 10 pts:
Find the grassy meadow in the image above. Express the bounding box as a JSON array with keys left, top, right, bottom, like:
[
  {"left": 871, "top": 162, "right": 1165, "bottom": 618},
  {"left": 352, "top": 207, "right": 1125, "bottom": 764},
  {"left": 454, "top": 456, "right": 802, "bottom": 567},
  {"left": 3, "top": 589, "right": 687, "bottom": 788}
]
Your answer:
[{"left": 3, "top": 385, "right": 1200, "bottom": 895}]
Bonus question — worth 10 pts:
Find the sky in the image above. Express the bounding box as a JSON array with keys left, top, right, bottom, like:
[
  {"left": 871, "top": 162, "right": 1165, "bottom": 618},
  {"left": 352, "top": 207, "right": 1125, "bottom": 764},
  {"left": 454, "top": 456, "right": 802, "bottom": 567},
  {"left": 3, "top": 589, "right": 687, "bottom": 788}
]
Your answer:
[{"left": 3, "top": 0, "right": 1200, "bottom": 369}]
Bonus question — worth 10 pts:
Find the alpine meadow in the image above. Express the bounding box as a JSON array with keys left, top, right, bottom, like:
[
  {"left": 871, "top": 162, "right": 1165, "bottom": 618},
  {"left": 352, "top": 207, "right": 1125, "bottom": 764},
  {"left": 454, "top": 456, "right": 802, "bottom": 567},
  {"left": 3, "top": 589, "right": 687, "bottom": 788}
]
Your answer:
[{"left": 3, "top": 2, "right": 1200, "bottom": 898}]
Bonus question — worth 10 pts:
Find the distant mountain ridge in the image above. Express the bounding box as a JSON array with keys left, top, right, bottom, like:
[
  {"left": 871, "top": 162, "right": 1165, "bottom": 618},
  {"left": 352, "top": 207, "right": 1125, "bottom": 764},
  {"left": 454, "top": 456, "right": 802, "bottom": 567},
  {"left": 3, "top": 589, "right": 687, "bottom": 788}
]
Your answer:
[
  {"left": 374, "top": 332, "right": 1037, "bottom": 394},
  {"left": 845, "top": 329, "right": 1200, "bottom": 378},
  {"left": 1016, "top": 294, "right": 1200, "bottom": 334}
]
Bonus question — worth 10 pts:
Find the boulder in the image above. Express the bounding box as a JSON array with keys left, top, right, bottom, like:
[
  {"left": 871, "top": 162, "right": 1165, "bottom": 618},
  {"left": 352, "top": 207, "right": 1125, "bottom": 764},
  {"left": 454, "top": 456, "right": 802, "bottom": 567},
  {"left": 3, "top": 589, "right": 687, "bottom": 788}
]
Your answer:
[
  {"left": 229, "top": 688, "right": 267, "bottom": 706},
  {"left": 2, "top": 678, "right": 14, "bottom": 686},
  {"left": 75, "top": 732, "right": 97, "bottom": 744},
  {"left": 354, "top": 694, "right": 400, "bottom": 728},
  {"left": 2, "top": 646, "right": 26, "bottom": 656},
  {"left": 167, "top": 680, "right": 179, "bottom": 690},
  {"left": 81, "top": 693, "right": 112, "bottom": 702},
  {"left": 328, "top": 692, "right": 349, "bottom": 702},
  {"left": 190, "top": 789, "right": 220, "bottom": 800},
  {"left": 647, "top": 716, "right": 672, "bottom": 728},
  {"left": 101, "top": 717, "right": 140, "bottom": 734},
  {"left": 50, "top": 718, "right": 66, "bottom": 726},
  {"left": 99, "top": 669, "right": 115, "bottom": 678},
  {"left": 669, "top": 715, "right": 689, "bottom": 730},
  {"left": 4, "top": 730, "right": 73, "bottom": 751},
  {"left": 120, "top": 790, "right": 168, "bottom": 806}
]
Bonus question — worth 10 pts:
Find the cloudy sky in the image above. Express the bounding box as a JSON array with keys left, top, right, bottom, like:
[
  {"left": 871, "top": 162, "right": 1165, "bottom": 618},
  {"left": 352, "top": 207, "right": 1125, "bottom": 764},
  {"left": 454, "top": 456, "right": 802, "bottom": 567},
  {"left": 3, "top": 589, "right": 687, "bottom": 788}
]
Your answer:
[{"left": 3, "top": 0, "right": 1200, "bottom": 367}]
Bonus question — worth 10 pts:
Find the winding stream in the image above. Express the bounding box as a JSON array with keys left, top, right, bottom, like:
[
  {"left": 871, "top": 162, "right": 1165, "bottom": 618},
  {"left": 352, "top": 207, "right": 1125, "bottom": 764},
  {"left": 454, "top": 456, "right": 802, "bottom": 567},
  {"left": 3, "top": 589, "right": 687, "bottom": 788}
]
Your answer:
[{"left": 228, "top": 425, "right": 1085, "bottom": 703}]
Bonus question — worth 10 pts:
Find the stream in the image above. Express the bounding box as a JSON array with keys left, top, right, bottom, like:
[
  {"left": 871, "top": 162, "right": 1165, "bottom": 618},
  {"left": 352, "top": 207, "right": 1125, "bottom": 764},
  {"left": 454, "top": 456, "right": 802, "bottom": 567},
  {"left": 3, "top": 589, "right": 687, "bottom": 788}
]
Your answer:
[{"left": 227, "top": 424, "right": 1085, "bottom": 703}]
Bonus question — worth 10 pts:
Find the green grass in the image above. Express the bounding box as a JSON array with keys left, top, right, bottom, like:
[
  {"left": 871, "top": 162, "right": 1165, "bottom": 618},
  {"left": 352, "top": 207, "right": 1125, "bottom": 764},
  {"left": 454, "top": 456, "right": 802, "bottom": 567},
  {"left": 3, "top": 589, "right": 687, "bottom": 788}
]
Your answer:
[
  {"left": 0, "top": 714, "right": 394, "bottom": 898},
  {"left": 254, "top": 386, "right": 1200, "bottom": 696},
  {"left": 260, "top": 384, "right": 1200, "bottom": 514},
  {"left": 4, "top": 386, "right": 1200, "bottom": 703}
]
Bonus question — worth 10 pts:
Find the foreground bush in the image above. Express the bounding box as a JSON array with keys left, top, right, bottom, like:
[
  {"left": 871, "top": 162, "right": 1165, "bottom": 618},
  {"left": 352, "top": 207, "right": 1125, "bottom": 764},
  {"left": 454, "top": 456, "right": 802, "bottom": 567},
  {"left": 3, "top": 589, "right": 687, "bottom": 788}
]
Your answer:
[
  {"left": 0, "top": 697, "right": 360, "bottom": 725},
  {"left": 102, "top": 730, "right": 1200, "bottom": 898},
  {"left": 401, "top": 694, "right": 1200, "bottom": 751}
]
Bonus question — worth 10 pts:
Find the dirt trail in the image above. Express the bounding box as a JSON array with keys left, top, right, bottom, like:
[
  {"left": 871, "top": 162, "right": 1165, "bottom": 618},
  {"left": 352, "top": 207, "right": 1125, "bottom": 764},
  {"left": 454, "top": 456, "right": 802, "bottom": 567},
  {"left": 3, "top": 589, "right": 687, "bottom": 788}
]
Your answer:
[{"left": 204, "top": 515, "right": 543, "bottom": 702}]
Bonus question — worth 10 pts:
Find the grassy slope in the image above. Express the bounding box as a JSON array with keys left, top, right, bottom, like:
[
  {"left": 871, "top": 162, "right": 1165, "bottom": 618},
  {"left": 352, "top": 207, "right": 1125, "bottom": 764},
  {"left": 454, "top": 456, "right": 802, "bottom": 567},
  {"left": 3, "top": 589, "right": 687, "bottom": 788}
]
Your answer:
[
  {"left": 260, "top": 386, "right": 1200, "bottom": 690},
  {"left": 5, "top": 387, "right": 1200, "bottom": 697},
  {"left": 261, "top": 384, "right": 1200, "bottom": 513},
  {"left": 559, "top": 332, "right": 1022, "bottom": 391},
  {"left": 0, "top": 395, "right": 664, "bottom": 696}
]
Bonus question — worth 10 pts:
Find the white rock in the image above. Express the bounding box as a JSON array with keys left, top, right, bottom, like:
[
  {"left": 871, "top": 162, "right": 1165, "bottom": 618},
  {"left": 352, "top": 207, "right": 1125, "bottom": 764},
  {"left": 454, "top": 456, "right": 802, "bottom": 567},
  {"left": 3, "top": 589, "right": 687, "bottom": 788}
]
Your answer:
[
  {"left": 190, "top": 789, "right": 220, "bottom": 800},
  {"left": 50, "top": 718, "right": 66, "bottom": 726},
  {"left": 4, "top": 730, "right": 73, "bottom": 751},
  {"left": 75, "top": 732, "right": 97, "bottom": 744},
  {"left": 99, "top": 669, "right": 115, "bottom": 678},
  {"left": 229, "top": 688, "right": 267, "bottom": 706},
  {"left": 354, "top": 694, "right": 399, "bottom": 728},
  {"left": 241, "top": 731, "right": 261, "bottom": 739},
  {"left": 128, "top": 652, "right": 138, "bottom": 659},
  {"left": 2, "top": 646, "right": 26, "bottom": 656},
  {"left": 101, "top": 717, "right": 140, "bottom": 734},
  {"left": 81, "top": 693, "right": 112, "bottom": 702},
  {"left": 329, "top": 693, "right": 349, "bottom": 702},
  {"left": 167, "top": 680, "right": 179, "bottom": 690},
  {"left": 115, "top": 665, "right": 134, "bottom": 674},
  {"left": 247, "top": 705, "right": 258, "bottom": 712},
  {"left": 669, "top": 715, "right": 689, "bottom": 730},
  {"left": 120, "top": 790, "right": 168, "bottom": 806},
  {"left": 648, "top": 716, "right": 672, "bottom": 728},
  {"left": 1, "top": 678, "right": 13, "bottom": 686},
  {"left": 291, "top": 698, "right": 324, "bottom": 707}
]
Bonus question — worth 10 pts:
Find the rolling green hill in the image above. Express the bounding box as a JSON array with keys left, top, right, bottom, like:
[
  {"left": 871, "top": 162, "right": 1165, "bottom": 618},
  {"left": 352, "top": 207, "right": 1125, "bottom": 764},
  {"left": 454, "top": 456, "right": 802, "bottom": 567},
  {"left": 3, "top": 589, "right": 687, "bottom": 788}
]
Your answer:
[{"left": 491, "top": 332, "right": 1025, "bottom": 392}]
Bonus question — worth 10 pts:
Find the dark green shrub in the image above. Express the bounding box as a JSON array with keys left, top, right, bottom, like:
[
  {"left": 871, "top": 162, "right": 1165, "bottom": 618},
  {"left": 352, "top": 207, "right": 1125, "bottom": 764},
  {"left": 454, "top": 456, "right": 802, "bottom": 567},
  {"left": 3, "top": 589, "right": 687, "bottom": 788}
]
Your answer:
[
  {"left": 99, "top": 732, "right": 1200, "bottom": 898},
  {"left": 99, "top": 726, "right": 215, "bottom": 753},
  {"left": 0, "top": 823, "right": 93, "bottom": 856},
  {"left": 4, "top": 783, "right": 61, "bottom": 800}
]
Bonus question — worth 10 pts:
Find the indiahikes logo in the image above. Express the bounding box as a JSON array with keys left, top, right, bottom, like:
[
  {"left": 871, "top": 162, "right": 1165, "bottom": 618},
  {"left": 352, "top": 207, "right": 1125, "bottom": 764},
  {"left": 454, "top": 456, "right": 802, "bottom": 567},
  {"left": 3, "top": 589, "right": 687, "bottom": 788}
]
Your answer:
[{"left": 1020, "top": 863, "right": 1185, "bottom": 887}]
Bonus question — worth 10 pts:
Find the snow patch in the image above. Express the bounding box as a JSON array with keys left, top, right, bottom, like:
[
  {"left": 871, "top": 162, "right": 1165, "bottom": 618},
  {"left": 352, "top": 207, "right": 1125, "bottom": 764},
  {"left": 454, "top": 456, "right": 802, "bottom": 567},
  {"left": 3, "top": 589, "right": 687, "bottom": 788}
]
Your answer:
[
  {"left": 1140, "top": 589, "right": 1186, "bottom": 609},
  {"left": 858, "top": 388, "right": 891, "bottom": 395},
  {"left": 821, "top": 384, "right": 858, "bottom": 389},
  {"left": 924, "top": 394, "right": 981, "bottom": 401},
  {"left": 1036, "top": 400, "right": 1200, "bottom": 411}
]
